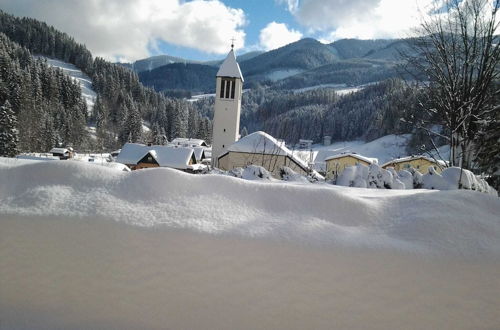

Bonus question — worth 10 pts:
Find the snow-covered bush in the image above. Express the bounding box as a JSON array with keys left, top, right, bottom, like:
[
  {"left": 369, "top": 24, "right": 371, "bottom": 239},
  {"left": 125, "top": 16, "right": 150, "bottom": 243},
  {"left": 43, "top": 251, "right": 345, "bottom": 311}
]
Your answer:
[
  {"left": 337, "top": 164, "right": 369, "bottom": 188},
  {"left": 398, "top": 170, "right": 414, "bottom": 190},
  {"left": 230, "top": 165, "right": 273, "bottom": 181},
  {"left": 279, "top": 166, "right": 309, "bottom": 183}
]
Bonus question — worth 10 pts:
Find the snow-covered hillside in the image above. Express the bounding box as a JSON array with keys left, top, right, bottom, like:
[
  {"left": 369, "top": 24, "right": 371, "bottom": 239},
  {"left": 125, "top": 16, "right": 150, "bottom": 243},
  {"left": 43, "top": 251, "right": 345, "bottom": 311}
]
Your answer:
[
  {"left": 1, "top": 159, "right": 499, "bottom": 329},
  {"left": 38, "top": 56, "right": 97, "bottom": 114}
]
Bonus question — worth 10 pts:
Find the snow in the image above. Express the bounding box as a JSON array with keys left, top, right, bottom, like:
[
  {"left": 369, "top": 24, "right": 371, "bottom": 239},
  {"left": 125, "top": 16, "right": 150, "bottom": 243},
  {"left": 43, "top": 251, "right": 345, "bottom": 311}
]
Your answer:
[
  {"left": 216, "top": 49, "right": 244, "bottom": 81},
  {"left": 37, "top": 56, "right": 96, "bottom": 114},
  {"left": 1, "top": 159, "right": 500, "bottom": 329},
  {"left": 265, "top": 69, "right": 303, "bottom": 81},
  {"left": 229, "top": 131, "right": 291, "bottom": 156}
]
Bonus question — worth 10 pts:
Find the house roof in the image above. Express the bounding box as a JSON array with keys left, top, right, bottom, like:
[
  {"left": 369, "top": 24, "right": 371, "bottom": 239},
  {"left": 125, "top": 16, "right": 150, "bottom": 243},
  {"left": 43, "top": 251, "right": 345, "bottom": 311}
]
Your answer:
[
  {"left": 50, "top": 147, "right": 70, "bottom": 154},
  {"left": 216, "top": 49, "right": 244, "bottom": 81},
  {"left": 228, "top": 131, "right": 291, "bottom": 156},
  {"left": 381, "top": 155, "right": 446, "bottom": 168},
  {"left": 193, "top": 147, "right": 206, "bottom": 162},
  {"left": 116, "top": 143, "right": 196, "bottom": 169},
  {"left": 324, "top": 153, "right": 378, "bottom": 164},
  {"left": 171, "top": 138, "right": 207, "bottom": 147}
]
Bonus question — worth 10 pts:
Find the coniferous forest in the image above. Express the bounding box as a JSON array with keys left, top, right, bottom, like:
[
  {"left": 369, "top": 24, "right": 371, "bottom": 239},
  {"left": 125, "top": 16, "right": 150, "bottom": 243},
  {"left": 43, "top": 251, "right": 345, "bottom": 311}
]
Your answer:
[{"left": 0, "top": 10, "right": 212, "bottom": 153}]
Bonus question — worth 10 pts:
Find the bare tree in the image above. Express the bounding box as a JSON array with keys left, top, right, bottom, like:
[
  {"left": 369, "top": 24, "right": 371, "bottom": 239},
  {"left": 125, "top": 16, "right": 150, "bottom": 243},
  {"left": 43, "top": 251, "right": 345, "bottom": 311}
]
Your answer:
[{"left": 403, "top": 0, "right": 500, "bottom": 169}]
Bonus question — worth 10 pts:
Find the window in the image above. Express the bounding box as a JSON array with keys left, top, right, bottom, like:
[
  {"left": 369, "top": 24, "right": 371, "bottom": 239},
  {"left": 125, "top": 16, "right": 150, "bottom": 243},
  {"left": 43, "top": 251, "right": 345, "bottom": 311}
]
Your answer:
[
  {"left": 220, "top": 79, "right": 225, "bottom": 98},
  {"left": 222, "top": 144, "right": 225, "bottom": 148},
  {"left": 219, "top": 78, "right": 236, "bottom": 99},
  {"left": 223, "top": 129, "right": 226, "bottom": 132},
  {"left": 225, "top": 80, "right": 230, "bottom": 98}
]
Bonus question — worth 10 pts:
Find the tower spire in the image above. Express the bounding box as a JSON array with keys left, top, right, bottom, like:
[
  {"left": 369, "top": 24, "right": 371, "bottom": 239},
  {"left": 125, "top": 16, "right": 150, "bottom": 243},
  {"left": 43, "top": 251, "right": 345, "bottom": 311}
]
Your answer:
[{"left": 230, "top": 37, "right": 235, "bottom": 50}]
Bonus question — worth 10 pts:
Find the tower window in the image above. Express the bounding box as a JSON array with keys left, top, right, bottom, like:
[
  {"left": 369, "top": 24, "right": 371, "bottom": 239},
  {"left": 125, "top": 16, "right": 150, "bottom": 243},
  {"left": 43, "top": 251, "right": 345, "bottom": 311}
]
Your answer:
[
  {"left": 230, "top": 80, "right": 235, "bottom": 99},
  {"left": 222, "top": 145, "right": 225, "bottom": 148},
  {"left": 223, "top": 129, "right": 226, "bottom": 132},
  {"left": 220, "top": 78, "right": 236, "bottom": 99},
  {"left": 220, "top": 79, "right": 225, "bottom": 98},
  {"left": 225, "top": 80, "right": 230, "bottom": 98}
]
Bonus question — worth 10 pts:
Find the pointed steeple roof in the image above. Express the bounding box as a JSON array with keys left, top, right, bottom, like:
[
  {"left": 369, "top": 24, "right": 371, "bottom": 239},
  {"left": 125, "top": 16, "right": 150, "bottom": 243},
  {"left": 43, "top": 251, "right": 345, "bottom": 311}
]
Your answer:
[{"left": 216, "top": 49, "right": 244, "bottom": 82}]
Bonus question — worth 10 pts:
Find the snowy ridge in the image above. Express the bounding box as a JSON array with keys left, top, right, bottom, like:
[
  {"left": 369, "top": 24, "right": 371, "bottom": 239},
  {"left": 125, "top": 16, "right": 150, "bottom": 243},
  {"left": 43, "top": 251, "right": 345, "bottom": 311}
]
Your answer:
[
  {"left": 0, "top": 158, "right": 499, "bottom": 256},
  {"left": 37, "top": 56, "right": 96, "bottom": 114}
]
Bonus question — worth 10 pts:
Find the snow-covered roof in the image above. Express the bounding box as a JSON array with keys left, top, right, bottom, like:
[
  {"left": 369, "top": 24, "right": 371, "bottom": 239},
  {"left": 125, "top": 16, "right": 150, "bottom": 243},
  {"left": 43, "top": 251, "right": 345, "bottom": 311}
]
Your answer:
[
  {"left": 193, "top": 147, "right": 206, "bottom": 162},
  {"left": 216, "top": 49, "right": 244, "bottom": 82},
  {"left": 228, "top": 131, "right": 291, "bottom": 156},
  {"left": 171, "top": 138, "right": 208, "bottom": 147},
  {"left": 381, "top": 155, "right": 446, "bottom": 168},
  {"left": 324, "top": 153, "right": 378, "bottom": 164},
  {"left": 226, "top": 131, "right": 310, "bottom": 170},
  {"left": 116, "top": 143, "right": 196, "bottom": 169},
  {"left": 50, "top": 147, "right": 71, "bottom": 154}
]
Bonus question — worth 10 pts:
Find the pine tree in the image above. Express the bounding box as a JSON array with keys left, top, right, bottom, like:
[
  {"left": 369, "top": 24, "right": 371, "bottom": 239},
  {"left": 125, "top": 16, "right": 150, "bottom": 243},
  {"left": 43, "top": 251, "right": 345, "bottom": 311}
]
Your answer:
[{"left": 0, "top": 100, "right": 18, "bottom": 157}]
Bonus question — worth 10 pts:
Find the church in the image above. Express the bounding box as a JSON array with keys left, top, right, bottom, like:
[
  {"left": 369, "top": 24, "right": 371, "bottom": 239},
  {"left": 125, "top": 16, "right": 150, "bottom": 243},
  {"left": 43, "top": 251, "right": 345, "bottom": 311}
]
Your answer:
[{"left": 211, "top": 45, "right": 315, "bottom": 178}]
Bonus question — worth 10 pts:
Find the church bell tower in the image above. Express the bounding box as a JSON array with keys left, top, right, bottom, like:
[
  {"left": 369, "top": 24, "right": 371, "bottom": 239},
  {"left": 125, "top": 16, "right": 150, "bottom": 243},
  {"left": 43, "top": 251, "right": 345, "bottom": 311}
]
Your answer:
[{"left": 211, "top": 44, "right": 244, "bottom": 168}]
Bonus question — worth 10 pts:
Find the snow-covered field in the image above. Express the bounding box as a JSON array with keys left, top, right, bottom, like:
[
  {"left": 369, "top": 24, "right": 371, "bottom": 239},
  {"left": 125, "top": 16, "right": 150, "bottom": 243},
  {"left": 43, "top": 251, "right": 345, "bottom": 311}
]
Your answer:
[{"left": 1, "top": 158, "right": 499, "bottom": 329}]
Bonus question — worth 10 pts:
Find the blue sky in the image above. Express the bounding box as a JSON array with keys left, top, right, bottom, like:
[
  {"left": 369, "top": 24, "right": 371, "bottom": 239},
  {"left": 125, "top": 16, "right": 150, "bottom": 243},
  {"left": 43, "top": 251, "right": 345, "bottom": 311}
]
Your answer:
[
  {"left": 1, "top": 0, "right": 434, "bottom": 62},
  {"left": 151, "top": 0, "right": 302, "bottom": 60}
]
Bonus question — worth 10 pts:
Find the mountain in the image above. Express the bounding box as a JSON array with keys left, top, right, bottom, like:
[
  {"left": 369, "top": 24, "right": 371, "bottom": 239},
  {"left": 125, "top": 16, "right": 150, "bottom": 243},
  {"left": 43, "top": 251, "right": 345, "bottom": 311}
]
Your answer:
[
  {"left": 329, "top": 38, "right": 395, "bottom": 59},
  {"left": 239, "top": 38, "right": 339, "bottom": 81},
  {"left": 129, "top": 38, "right": 407, "bottom": 92},
  {"left": 138, "top": 62, "right": 217, "bottom": 93},
  {"left": 122, "top": 51, "right": 265, "bottom": 73},
  {"left": 363, "top": 39, "right": 412, "bottom": 60},
  {"left": 128, "top": 55, "right": 201, "bottom": 72},
  {"left": 276, "top": 59, "right": 398, "bottom": 90},
  {"left": 0, "top": 10, "right": 212, "bottom": 152}
]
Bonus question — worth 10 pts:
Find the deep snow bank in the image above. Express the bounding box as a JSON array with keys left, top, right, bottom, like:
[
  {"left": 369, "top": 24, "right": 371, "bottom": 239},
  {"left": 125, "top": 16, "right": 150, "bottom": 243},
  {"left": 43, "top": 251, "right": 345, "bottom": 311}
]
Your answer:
[
  {"left": 1, "top": 158, "right": 499, "bottom": 255},
  {"left": 2, "top": 159, "right": 500, "bottom": 329}
]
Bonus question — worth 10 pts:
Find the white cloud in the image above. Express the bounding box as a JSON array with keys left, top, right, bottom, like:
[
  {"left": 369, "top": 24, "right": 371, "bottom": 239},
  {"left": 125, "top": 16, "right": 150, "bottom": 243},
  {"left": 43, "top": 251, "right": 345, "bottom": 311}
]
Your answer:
[
  {"left": 259, "top": 22, "right": 303, "bottom": 51},
  {"left": 281, "top": 0, "right": 437, "bottom": 41},
  {"left": 1, "top": 0, "right": 246, "bottom": 61}
]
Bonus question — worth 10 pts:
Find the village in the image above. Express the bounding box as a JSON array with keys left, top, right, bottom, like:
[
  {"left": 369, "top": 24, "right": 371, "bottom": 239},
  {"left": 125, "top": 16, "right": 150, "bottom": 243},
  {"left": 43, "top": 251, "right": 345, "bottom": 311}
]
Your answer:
[{"left": 14, "top": 46, "right": 491, "bottom": 193}]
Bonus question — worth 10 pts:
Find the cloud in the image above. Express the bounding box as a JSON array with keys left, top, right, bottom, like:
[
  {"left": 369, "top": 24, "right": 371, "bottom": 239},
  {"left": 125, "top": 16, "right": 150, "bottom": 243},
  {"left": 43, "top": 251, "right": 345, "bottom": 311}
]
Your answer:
[
  {"left": 280, "top": 0, "right": 436, "bottom": 40},
  {"left": 1, "top": 0, "right": 246, "bottom": 61},
  {"left": 259, "top": 22, "right": 303, "bottom": 50}
]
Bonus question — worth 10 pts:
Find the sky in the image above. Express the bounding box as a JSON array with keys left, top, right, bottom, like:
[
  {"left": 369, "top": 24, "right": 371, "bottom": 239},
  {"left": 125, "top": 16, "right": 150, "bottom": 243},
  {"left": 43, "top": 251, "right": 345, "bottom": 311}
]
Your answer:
[{"left": 0, "top": 0, "right": 436, "bottom": 62}]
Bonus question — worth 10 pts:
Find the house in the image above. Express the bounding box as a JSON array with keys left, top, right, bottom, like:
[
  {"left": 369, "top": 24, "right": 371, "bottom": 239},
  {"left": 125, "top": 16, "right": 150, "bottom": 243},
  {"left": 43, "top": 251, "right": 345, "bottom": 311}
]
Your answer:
[
  {"left": 115, "top": 143, "right": 203, "bottom": 172},
  {"left": 217, "top": 131, "right": 314, "bottom": 177},
  {"left": 49, "top": 147, "right": 74, "bottom": 160},
  {"left": 170, "top": 138, "right": 208, "bottom": 148},
  {"left": 382, "top": 155, "right": 446, "bottom": 173},
  {"left": 298, "top": 139, "right": 313, "bottom": 150},
  {"left": 325, "top": 153, "right": 378, "bottom": 180}
]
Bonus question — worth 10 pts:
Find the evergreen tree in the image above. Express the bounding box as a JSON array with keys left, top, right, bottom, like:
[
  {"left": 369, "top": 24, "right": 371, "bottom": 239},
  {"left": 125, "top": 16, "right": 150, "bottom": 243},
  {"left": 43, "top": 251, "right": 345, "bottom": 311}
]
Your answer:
[{"left": 0, "top": 100, "right": 18, "bottom": 156}]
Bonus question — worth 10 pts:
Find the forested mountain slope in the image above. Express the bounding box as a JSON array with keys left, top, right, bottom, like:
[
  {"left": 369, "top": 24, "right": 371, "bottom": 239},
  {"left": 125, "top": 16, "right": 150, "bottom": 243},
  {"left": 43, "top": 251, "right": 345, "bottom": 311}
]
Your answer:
[{"left": 0, "top": 10, "right": 212, "bottom": 151}]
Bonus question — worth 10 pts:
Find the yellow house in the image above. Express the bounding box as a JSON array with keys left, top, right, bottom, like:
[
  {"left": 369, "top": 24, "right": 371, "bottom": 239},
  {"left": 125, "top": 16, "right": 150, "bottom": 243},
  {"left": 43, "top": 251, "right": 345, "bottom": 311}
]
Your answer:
[
  {"left": 325, "top": 153, "right": 377, "bottom": 180},
  {"left": 381, "top": 155, "right": 446, "bottom": 174},
  {"left": 217, "top": 131, "right": 312, "bottom": 177}
]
